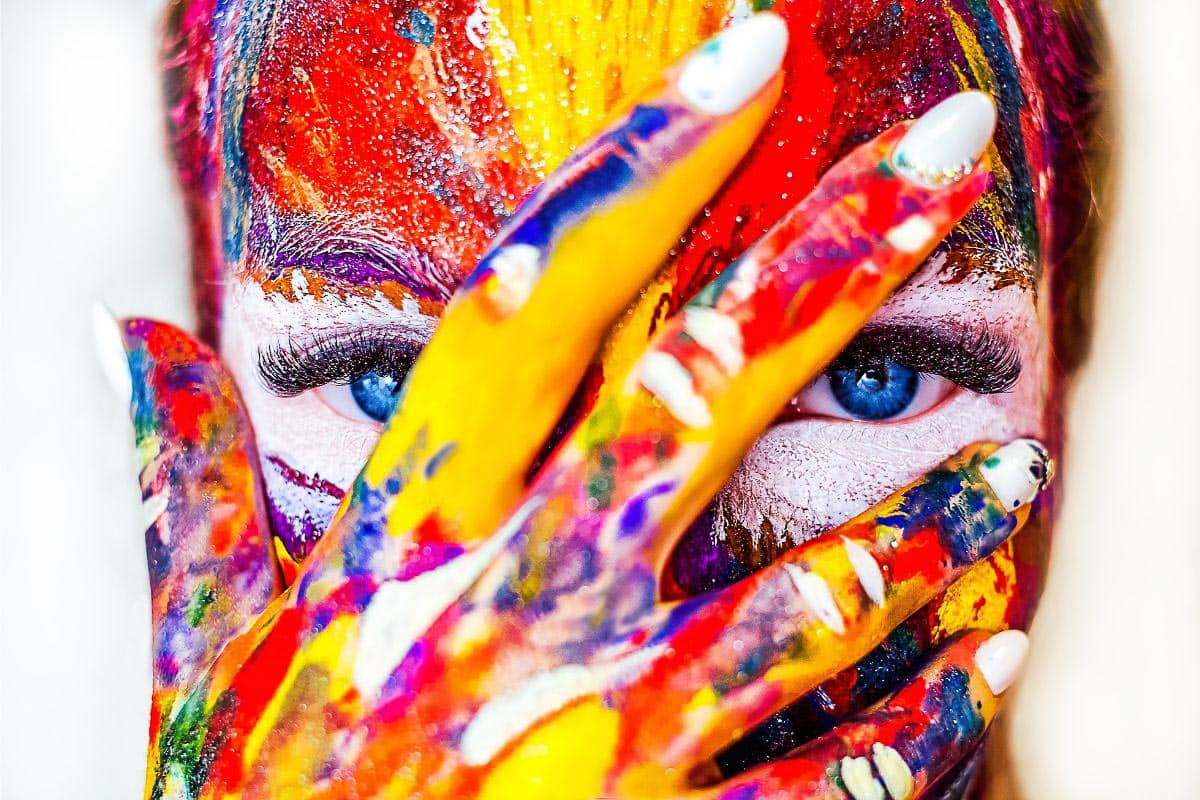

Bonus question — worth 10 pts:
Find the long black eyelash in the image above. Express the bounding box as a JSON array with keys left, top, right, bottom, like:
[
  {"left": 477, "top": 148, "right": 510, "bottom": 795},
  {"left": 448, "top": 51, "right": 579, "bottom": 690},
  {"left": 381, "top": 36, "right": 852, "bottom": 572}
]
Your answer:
[
  {"left": 829, "top": 322, "right": 1022, "bottom": 394},
  {"left": 257, "top": 329, "right": 423, "bottom": 397}
]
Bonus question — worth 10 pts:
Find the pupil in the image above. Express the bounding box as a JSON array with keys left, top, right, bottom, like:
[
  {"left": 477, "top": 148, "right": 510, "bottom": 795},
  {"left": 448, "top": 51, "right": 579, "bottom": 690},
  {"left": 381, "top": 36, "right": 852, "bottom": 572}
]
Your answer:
[
  {"left": 349, "top": 370, "right": 403, "bottom": 422},
  {"left": 829, "top": 359, "right": 918, "bottom": 421}
]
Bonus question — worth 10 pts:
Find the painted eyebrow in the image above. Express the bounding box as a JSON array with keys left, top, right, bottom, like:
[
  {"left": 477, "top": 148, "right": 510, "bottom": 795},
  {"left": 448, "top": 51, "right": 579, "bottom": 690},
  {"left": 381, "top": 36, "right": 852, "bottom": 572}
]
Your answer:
[{"left": 246, "top": 215, "right": 461, "bottom": 302}]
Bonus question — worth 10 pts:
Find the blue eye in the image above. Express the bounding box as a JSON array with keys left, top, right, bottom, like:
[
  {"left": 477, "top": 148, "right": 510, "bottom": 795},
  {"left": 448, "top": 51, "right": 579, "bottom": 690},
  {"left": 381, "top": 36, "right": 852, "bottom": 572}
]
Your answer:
[
  {"left": 827, "top": 360, "right": 919, "bottom": 421},
  {"left": 348, "top": 370, "right": 404, "bottom": 422}
]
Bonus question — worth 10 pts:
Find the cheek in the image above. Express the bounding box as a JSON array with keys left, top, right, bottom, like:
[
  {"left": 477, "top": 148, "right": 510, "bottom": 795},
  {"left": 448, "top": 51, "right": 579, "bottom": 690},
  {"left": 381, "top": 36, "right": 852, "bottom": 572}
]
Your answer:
[
  {"left": 715, "top": 362, "right": 1047, "bottom": 547},
  {"left": 219, "top": 300, "right": 384, "bottom": 555}
]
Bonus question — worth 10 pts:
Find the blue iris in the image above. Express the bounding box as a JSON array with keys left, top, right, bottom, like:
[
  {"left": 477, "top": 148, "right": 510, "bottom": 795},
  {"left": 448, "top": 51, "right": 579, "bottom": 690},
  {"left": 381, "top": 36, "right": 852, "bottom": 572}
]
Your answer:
[
  {"left": 828, "top": 360, "right": 919, "bottom": 421},
  {"left": 349, "top": 371, "right": 403, "bottom": 422}
]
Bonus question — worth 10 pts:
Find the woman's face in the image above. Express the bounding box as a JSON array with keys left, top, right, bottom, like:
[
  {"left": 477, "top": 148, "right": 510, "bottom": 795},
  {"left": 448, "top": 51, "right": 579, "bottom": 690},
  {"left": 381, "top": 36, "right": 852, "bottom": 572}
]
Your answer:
[{"left": 172, "top": 0, "right": 1080, "bottom": 614}]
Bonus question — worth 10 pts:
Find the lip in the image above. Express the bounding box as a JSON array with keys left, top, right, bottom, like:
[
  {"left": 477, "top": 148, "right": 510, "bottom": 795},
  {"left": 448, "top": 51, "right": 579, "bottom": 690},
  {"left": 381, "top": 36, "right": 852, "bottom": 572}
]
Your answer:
[{"left": 261, "top": 453, "right": 346, "bottom": 562}]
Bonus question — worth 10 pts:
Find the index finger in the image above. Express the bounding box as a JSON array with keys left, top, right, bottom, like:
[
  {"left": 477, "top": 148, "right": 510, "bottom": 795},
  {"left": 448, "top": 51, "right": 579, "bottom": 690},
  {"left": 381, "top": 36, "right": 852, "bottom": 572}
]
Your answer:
[{"left": 351, "top": 13, "right": 789, "bottom": 554}]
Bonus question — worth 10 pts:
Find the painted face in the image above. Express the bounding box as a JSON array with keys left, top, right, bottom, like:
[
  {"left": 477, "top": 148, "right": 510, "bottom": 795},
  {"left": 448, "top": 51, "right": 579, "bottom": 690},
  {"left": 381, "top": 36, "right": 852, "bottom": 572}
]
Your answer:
[{"left": 162, "top": 0, "right": 1097, "bottom": 617}]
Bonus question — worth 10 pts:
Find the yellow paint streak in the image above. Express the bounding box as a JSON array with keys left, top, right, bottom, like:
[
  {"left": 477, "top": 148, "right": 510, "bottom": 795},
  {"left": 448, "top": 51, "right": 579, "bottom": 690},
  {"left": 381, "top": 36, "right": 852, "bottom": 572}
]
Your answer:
[
  {"left": 485, "top": 0, "right": 733, "bottom": 171},
  {"left": 477, "top": 697, "right": 619, "bottom": 800},
  {"left": 945, "top": 6, "right": 1014, "bottom": 224},
  {"left": 240, "top": 614, "right": 360, "bottom": 771},
  {"left": 934, "top": 542, "right": 1018, "bottom": 637}
]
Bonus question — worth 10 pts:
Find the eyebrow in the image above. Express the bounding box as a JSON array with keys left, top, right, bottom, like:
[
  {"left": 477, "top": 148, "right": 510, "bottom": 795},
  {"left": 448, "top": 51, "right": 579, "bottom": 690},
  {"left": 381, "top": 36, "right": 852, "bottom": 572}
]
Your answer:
[
  {"left": 245, "top": 215, "right": 461, "bottom": 302},
  {"left": 934, "top": 206, "right": 1039, "bottom": 291}
]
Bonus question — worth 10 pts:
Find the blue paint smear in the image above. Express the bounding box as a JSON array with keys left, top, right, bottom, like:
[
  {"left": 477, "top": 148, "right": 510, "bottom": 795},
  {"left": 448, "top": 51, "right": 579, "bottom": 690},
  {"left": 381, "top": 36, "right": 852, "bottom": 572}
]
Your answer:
[
  {"left": 897, "top": 665, "right": 985, "bottom": 773},
  {"left": 617, "top": 480, "right": 676, "bottom": 537},
  {"left": 878, "top": 463, "right": 1012, "bottom": 568},
  {"left": 424, "top": 442, "right": 457, "bottom": 479},
  {"left": 399, "top": 9, "right": 435, "bottom": 46},
  {"left": 461, "top": 103, "right": 679, "bottom": 291}
]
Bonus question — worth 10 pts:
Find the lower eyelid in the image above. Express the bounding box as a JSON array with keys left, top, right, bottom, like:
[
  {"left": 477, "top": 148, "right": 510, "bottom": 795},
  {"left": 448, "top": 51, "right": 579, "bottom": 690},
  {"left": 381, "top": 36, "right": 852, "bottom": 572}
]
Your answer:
[
  {"left": 771, "top": 387, "right": 1010, "bottom": 448},
  {"left": 782, "top": 372, "right": 957, "bottom": 424},
  {"left": 315, "top": 383, "right": 390, "bottom": 427}
]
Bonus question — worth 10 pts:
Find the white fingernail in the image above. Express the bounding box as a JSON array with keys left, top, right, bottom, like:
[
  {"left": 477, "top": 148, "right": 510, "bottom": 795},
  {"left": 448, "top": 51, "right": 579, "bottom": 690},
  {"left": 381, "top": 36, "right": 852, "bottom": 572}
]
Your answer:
[
  {"left": 979, "top": 438, "right": 1054, "bottom": 512},
  {"left": 783, "top": 563, "right": 845, "bottom": 635},
  {"left": 872, "top": 743, "right": 915, "bottom": 800},
  {"left": 638, "top": 351, "right": 713, "bottom": 428},
  {"left": 975, "top": 629, "right": 1029, "bottom": 695},
  {"left": 93, "top": 301, "right": 132, "bottom": 406},
  {"left": 840, "top": 756, "right": 886, "bottom": 800},
  {"left": 676, "top": 13, "right": 788, "bottom": 115},
  {"left": 892, "top": 91, "right": 996, "bottom": 187},
  {"left": 843, "top": 537, "right": 885, "bottom": 606}
]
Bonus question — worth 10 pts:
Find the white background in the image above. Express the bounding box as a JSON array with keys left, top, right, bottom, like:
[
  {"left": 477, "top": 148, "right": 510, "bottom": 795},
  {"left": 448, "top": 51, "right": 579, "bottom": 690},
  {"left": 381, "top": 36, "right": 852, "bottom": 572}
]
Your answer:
[{"left": 2, "top": 0, "right": 1198, "bottom": 797}]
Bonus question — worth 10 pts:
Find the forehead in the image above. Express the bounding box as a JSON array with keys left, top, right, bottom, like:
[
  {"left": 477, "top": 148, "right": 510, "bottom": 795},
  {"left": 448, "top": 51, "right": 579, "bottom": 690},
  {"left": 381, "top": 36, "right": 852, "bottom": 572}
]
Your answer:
[{"left": 208, "top": 0, "right": 1053, "bottom": 300}]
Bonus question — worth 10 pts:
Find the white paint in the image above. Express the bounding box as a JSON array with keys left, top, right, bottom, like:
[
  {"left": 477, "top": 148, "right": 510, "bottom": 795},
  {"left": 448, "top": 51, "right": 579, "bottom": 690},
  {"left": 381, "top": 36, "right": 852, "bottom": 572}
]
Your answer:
[
  {"left": 460, "top": 644, "right": 664, "bottom": 766},
  {"left": 975, "top": 629, "right": 1029, "bottom": 696},
  {"left": 352, "top": 498, "right": 538, "bottom": 700},
  {"left": 783, "top": 562, "right": 845, "bottom": 635},
  {"left": 683, "top": 307, "right": 744, "bottom": 374},
  {"left": 722, "top": 256, "right": 761, "bottom": 302},
  {"left": 872, "top": 742, "right": 915, "bottom": 800},
  {"left": 465, "top": 4, "right": 490, "bottom": 50},
  {"left": 231, "top": 274, "right": 439, "bottom": 346},
  {"left": 638, "top": 351, "right": 713, "bottom": 428},
  {"left": 979, "top": 438, "right": 1052, "bottom": 512},
  {"left": 884, "top": 216, "right": 936, "bottom": 254},
  {"left": 483, "top": 243, "right": 542, "bottom": 314},
  {"left": 841, "top": 755, "right": 886, "bottom": 800},
  {"left": 460, "top": 664, "right": 597, "bottom": 765},
  {"left": 676, "top": 13, "right": 787, "bottom": 115},
  {"left": 891, "top": 91, "right": 996, "bottom": 187},
  {"left": 843, "top": 537, "right": 885, "bottom": 606},
  {"left": 141, "top": 490, "right": 170, "bottom": 530}
]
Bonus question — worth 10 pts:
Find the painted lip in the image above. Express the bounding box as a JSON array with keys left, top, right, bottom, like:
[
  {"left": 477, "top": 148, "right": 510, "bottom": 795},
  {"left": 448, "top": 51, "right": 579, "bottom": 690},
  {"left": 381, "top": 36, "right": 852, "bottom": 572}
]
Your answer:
[{"left": 262, "top": 453, "right": 346, "bottom": 562}]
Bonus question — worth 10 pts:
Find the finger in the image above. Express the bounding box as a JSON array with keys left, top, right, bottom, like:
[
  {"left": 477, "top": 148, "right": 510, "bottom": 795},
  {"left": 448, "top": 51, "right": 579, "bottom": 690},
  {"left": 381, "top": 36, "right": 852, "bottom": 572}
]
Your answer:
[
  {"left": 696, "top": 630, "right": 1028, "bottom": 800},
  {"left": 336, "top": 13, "right": 788, "bottom": 560},
  {"left": 688, "top": 630, "right": 1029, "bottom": 800},
  {"left": 618, "top": 439, "right": 1051, "bottom": 770},
  {"left": 713, "top": 539, "right": 1023, "bottom": 778},
  {"left": 712, "top": 617, "right": 938, "bottom": 778},
  {"left": 491, "top": 92, "right": 997, "bottom": 612},
  {"left": 114, "top": 318, "right": 281, "bottom": 748}
]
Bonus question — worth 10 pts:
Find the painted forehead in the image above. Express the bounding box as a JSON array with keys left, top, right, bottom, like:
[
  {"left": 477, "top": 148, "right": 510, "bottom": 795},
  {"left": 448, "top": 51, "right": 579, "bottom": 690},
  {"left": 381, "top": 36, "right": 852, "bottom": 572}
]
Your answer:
[{"left": 205, "top": 0, "right": 1061, "bottom": 302}]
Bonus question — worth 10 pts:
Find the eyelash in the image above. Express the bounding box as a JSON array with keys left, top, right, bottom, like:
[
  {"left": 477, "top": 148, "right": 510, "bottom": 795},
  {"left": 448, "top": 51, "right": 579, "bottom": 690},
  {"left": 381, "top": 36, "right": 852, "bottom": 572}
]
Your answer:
[
  {"left": 827, "top": 323, "right": 1021, "bottom": 395},
  {"left": 257, "top": 322, "right": 1020, "bottom": 425},
  {"left": 257, "top": 329, "right": 422, "bottom": 397}
]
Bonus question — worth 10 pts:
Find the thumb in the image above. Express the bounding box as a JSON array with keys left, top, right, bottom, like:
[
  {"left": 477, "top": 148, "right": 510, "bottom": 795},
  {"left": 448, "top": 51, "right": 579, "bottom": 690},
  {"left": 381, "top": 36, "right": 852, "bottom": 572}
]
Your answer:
[{"left": 115, "top": 317, "right": 281, "bottom": 741}]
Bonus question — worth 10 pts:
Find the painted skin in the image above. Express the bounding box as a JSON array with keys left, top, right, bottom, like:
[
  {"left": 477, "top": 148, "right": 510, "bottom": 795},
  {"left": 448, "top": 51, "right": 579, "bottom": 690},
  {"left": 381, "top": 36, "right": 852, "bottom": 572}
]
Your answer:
[
  {"left": 126, "top": 20, "right": 1053, "bottom": 794},
  {"left": 143, "top": 0, "right": 1101, "bottom": 795}
]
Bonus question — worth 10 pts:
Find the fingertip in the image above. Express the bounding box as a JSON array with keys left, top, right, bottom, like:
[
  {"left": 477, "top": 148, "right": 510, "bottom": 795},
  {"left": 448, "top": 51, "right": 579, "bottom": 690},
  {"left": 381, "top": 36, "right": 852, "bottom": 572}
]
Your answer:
[
  {"left": 92, "top": 301, "right": 132, "bottom": 407},
  {"left": 975, "top": 629, "right": 1029, "bottom": 696},
  {"left": 892, "top": 90, "right": 997, "bottom": 188},
  {"left": 979, "top": 438, "right": 1055, "bottom": 513},
  {"left": 676, "top": 12, "right": 788, "bottom": 115}
]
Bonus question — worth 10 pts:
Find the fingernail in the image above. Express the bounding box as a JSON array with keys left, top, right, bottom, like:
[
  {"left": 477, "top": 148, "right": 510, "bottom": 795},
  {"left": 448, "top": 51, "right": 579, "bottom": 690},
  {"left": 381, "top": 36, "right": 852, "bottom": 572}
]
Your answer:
[
  {"left": 979, "top": 438, "right": 1054, "bottom": 512},
  {"left": 892, "top": 91, "right": 997, "bottom": 187},
  {"left": 676, "top": 13, "right": 788, "bottom": 115},
  {"left": 975, "top": 629, "right": 1029, "bottom": 695},
  {"left": 92, "top": 301, "right": 132, "bottom": 407}
]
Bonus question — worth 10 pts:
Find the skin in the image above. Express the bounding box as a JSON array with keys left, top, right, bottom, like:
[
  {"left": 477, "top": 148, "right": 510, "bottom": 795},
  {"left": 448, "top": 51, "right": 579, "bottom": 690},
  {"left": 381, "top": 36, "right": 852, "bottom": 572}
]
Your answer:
[{"left": 147, "top": 0, "right": 1100, "bottom": 794}]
